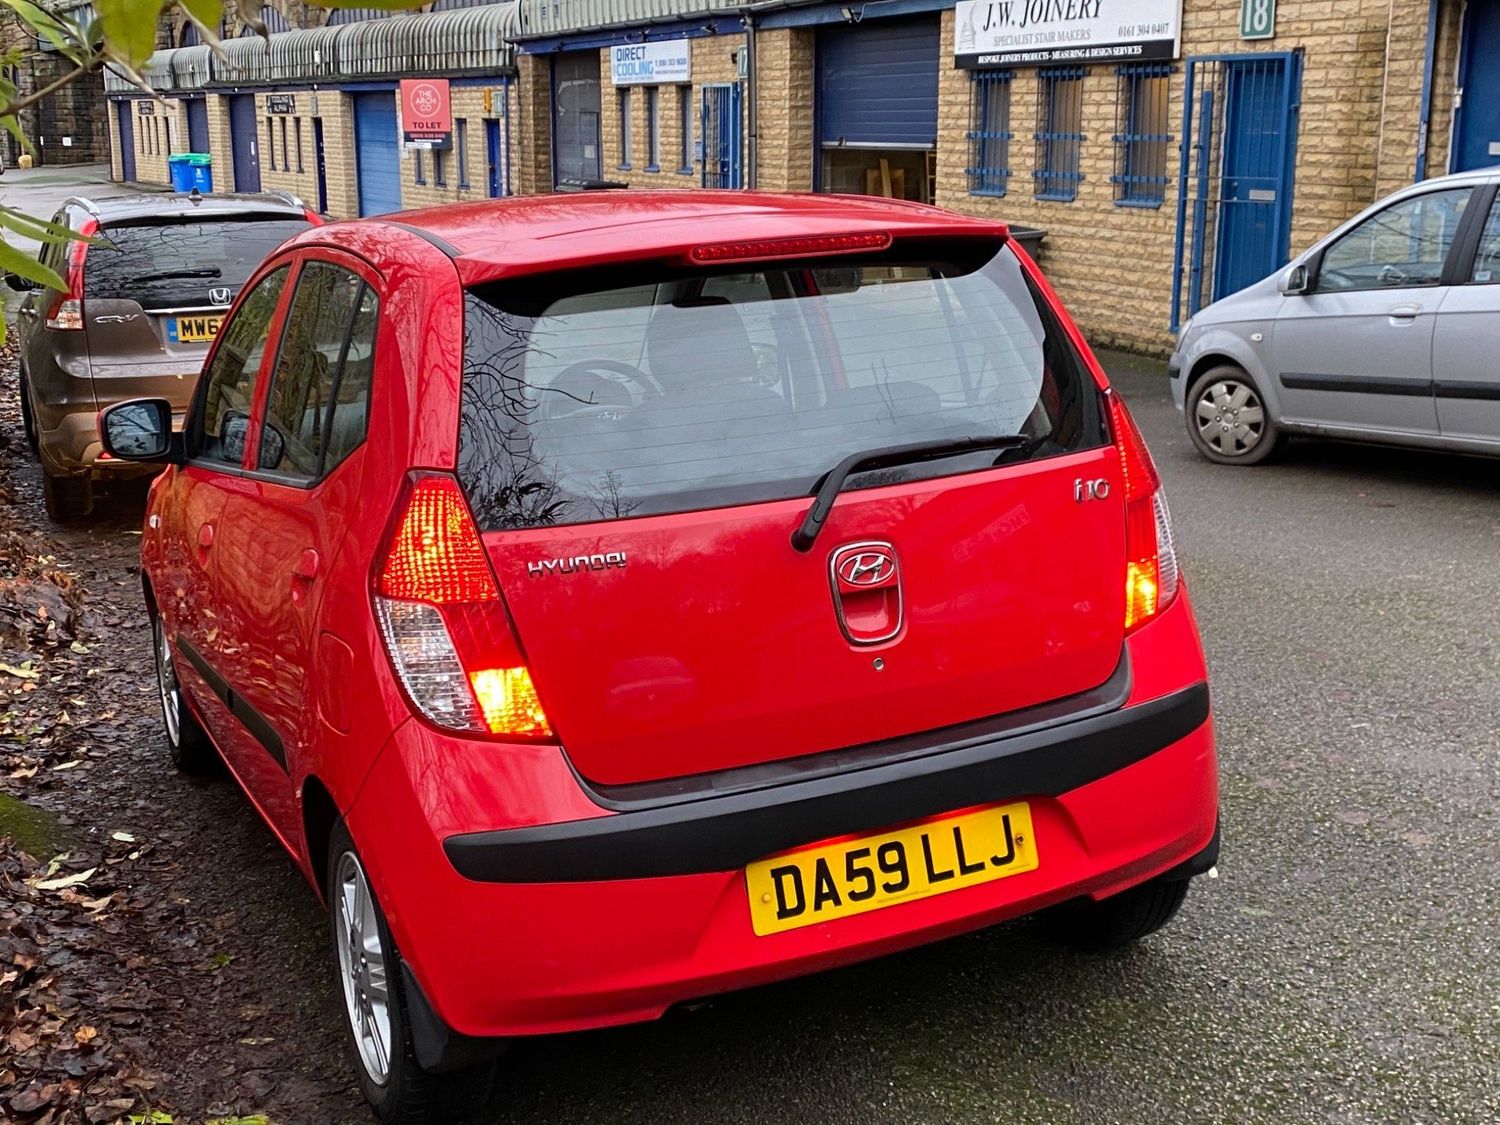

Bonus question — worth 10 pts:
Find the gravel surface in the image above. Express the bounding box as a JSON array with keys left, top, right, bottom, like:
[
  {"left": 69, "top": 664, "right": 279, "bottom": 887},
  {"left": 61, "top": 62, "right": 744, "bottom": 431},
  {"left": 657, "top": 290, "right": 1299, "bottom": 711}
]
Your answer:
[{"left": 3, "top": 347, "right": 1497, "bottom": 1124}]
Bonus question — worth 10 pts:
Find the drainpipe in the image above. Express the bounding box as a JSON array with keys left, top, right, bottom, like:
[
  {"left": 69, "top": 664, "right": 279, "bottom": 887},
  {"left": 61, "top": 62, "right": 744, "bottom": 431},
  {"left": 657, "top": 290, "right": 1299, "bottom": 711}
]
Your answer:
[
  {"left": 1415, "top": 0, "right": 1440, "bottom": 180},
  {"left": 743, "top": 11, "right": 758, "bottom": 188}
]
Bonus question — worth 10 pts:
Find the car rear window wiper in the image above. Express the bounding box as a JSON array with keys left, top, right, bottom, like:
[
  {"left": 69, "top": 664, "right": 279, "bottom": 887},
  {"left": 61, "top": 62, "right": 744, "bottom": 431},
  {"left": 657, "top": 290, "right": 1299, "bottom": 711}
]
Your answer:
[
  {"left": 125, "top": 267, "right": 222, "bottom": 284},
  {"left": 792, "top": 435, "right": 1032, "bottom": 552}
]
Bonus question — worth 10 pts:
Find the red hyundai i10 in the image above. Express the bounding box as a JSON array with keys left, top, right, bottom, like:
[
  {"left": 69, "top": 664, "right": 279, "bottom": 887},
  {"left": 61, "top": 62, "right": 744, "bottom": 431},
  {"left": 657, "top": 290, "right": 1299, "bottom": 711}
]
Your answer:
[{"left": 101, "top": 191, "right": 1218, "bottom": 1123}]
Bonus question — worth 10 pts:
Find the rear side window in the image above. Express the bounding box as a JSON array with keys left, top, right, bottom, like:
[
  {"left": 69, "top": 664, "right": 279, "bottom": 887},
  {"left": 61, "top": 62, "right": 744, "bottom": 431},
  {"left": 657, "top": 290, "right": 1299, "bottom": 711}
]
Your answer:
[
  {"left": 258, "top": 262, "right": 377, "bottom": 479},
  {"left": 457, "top": 243, "right": 1102, "bottom": 530},
  {"left": 192, "top": 266, "right": 289, "bottom": 466},
  {"left": 85, "top": 217, "right": 311, "bottom": 309}
]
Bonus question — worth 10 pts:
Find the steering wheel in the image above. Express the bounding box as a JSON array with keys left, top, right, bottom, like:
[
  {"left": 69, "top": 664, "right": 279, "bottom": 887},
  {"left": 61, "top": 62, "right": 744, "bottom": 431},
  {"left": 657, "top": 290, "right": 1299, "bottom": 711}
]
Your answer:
[{"left": 544, "top": 359, "right": 661, "bottom": 419}]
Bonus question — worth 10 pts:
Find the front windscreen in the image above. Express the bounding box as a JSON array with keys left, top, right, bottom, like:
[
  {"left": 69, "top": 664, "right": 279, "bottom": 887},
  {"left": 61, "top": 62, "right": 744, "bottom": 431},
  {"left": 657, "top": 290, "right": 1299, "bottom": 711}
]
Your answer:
[{"left": 457, "top": 242, "right": 1104, "bottom": 531}]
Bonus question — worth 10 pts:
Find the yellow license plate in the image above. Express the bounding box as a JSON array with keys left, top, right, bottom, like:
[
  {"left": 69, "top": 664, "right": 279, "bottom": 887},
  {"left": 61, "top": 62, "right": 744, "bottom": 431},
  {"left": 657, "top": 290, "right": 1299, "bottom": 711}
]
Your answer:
[
  {"left": 745, "top": 802, "right": 1038, "bottom": 936},
  {"left": 171, "top": 315, "right": 222, "bottom": 343}
]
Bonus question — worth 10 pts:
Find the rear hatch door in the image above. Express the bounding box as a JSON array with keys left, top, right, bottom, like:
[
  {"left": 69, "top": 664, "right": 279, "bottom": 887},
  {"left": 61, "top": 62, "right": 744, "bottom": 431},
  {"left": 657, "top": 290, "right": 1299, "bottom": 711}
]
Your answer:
[{"left": 459, "top": 242, "right": 1123, "bottom": 787}]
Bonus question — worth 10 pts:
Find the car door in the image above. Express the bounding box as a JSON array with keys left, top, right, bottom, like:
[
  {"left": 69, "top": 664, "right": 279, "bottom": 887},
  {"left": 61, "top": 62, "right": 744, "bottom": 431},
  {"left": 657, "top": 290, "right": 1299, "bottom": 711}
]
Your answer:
[
  {"left": 210, "top": 254, "right": 380, "bottom": 848},
  {"left": 161, "top": 265, "right": 294, "bottom": 816},
  {"left": 1271, "top": 186, "right": 1476, "bottom": 436},
  {"left": 1432, "top": 183, "right": 1500, "bottom": 443}
]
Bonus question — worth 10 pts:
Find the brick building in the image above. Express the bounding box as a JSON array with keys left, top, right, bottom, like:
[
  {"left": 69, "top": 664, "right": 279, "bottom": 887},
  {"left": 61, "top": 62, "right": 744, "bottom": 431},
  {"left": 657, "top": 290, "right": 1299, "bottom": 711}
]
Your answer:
[
  {"left": 3, "top": 0, "right": 110, "bottom": 165},
  {"left": 105, "top": 0, "right": 1499, "bottom": 353}
]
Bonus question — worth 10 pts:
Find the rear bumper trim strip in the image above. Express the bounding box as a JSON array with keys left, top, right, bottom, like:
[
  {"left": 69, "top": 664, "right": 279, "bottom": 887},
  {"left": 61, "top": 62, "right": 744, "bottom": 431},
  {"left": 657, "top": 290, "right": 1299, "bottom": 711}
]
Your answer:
[{"left": 443, "top": 681, "right": 1211, "bottom": 883}]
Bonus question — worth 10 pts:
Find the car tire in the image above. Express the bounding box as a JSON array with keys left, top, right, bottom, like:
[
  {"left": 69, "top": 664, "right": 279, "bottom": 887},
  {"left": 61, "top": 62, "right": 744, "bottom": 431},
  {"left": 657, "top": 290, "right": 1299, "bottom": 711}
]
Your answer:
[
  {"left": 40, "top": 469, "right": 93, "bottom": 520},
  {"left": 18, "top": 368, "right": 38, "bottom": 457},
  {"left": 1185, "top": 365, "right": 1282, "bottom": 465},
  {"left": 327, "top": 822, "right": 498, "bottom": 1124},
  {"left": 1042, "top": 874, "right": 1190, "bottom": 953},
  {"left": 151, "top": 612, "right": 217, "bottom": 774}
]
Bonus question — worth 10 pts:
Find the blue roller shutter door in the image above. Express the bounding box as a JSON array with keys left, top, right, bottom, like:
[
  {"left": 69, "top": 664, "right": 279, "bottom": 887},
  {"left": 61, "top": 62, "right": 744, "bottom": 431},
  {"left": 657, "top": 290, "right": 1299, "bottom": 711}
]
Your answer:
[
  {"left": 817, "top": 19, "right": 940, "bottom": 148},
  {"left": 353, "top": 92, "right": 402, "bottom": 216}
]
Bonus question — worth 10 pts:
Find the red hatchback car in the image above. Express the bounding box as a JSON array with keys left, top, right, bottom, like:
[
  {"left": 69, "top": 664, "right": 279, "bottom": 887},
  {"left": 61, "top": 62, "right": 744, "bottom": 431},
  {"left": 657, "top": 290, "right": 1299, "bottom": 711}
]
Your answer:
[{"left": 102, "top": 192, "right": 1218, "bottom": 1122}]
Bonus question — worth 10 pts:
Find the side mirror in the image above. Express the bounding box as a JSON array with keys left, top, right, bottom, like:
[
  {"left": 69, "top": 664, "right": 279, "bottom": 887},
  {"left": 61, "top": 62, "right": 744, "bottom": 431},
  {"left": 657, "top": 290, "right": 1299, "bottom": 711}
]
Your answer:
[
  {"left": 100, "top": 398, "right": 180, "bottom": 463},
  {"left": 258, "top": 421, "right": 286, "bottom": 469},
  {"left": 1280, "top": 263, "right": 1310, "bottom": 295},
  {"left": 5, "top": 272, "right": 38, "bottom": 292}
]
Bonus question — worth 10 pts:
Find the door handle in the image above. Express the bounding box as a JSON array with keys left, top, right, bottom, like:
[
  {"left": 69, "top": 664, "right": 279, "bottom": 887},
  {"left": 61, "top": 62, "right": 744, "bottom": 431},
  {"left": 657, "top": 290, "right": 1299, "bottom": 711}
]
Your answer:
[
  {"left": 1388, "top": 304, "right": 1422, "bottom": 320},
  {"left": 197, "top": 523, "right": 215, "bottom": 550},
  {"left": 292, "top": 548, "right": 320, "bottom": 583}
]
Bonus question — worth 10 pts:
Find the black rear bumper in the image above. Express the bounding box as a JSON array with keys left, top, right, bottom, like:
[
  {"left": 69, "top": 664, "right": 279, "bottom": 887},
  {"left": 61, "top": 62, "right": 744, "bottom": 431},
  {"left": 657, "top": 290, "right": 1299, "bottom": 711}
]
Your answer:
[{"left": 444, "top": 677, "right": 1211, "bottom": 884}]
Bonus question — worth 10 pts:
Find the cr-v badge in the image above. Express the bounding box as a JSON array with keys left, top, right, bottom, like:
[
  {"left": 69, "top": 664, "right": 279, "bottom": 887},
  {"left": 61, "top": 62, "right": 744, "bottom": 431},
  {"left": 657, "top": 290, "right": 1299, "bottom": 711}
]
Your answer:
[{"left": 828, "top": 541, "right": 903, "bottom": 645}]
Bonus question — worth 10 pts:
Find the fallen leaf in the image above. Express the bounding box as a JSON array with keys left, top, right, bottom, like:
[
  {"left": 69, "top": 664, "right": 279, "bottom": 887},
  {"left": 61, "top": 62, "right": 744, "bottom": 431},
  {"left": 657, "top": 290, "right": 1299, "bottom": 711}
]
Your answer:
[
  {"left": 33, "top": 866, "right": 97, "bottom": 891},
  {"left": 51, "top": 759, "right": 82, "bottom": 771},
  {"left": 111, "top": 831, "right": 137, "bottom": 843},
  {"left": 69, "top": 641, "right": 90, "bottom": 654},
  {"left": 73, "top": 1024, "right": 98, "bottom": 1044},
  {"left": 0, "top": 661, "right": 39, "bottom": 680}
]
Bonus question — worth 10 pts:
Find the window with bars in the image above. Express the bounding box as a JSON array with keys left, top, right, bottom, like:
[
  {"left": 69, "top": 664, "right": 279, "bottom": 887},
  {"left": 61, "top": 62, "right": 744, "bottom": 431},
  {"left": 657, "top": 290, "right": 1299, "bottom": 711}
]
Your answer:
[
  {"left": 458, "top": 119, "right": 470, "bottom": 189},
  {"left": 1034, "top": 67, "right": 1084, "bottom": 202},
  {"left": 966, "top": 69, "right": 1012, "bottom": 196},
  {"left": 279, "top": 117, "right": 289, "bottom": 172},
  {"left": 414, "top": 148, "right": 426, "bottom": 185},
  {"left": 1114, "top": 64, "right": 1171, "bottom": 206},
  {"left": 618, "top": 87, "right": 633, "bottom": 169},
  {"left": 678, "top": 85, "right": 693, "bottom": 174},
  {"left": 434, "top": 145, "right": 447, "bottom": 186},
  {"left": 645, "top": 86, "right": 661, "bottom": 170},
  {"left": 266, "top": 116, "right": 276, "bottom": 170}
]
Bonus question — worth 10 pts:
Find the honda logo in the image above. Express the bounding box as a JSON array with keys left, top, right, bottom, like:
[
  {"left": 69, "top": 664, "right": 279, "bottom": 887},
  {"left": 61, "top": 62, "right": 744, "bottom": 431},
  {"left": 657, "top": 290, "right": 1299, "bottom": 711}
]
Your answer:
[{"left": 209, "top": 287, "right": 233, "bottom": 306}]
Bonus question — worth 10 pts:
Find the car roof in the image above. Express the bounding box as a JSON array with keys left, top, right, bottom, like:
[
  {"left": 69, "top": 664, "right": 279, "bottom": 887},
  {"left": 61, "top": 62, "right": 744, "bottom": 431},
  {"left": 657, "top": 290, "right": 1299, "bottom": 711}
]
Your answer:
[
  {"left": 288, "top": 191, "right": 1009, "bottom": 286},
  {"left": 67, "top": 191, "right": 310, "bottom": 226}
]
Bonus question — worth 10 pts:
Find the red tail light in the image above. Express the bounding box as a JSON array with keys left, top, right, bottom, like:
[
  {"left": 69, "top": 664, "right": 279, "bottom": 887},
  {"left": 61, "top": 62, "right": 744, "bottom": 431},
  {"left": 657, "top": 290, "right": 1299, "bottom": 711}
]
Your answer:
[
  {"left": 44, "top": 218, "right": 94, "bottom": 331},
  {"left": 374, "top": 474, "right": 553, "bottom": 739},
  {"left": 1109, "top": 392, "right": 1180, "bottom": 632}
]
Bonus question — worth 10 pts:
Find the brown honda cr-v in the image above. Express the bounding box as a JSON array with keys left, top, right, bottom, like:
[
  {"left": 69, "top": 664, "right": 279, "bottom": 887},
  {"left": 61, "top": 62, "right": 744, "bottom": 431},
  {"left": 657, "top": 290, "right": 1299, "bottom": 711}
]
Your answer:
[{"left": 9, "top": 191, "right": 317, "bottom": 518}]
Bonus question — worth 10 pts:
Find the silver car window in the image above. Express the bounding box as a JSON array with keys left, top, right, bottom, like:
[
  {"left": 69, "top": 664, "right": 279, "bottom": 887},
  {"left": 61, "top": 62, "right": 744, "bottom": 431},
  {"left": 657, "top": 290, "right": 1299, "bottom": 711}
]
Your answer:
[{"left": 1315, "top": 188, "right": 1473, "bottom": 292}]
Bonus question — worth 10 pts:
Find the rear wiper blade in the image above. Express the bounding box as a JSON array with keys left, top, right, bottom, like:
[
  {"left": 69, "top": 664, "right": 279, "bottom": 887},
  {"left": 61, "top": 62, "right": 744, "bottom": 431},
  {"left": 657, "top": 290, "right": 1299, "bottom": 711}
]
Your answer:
[
  {"left": 791, "top": 435, "right": 1031, "bottom": 552},
  {"left": 126, "top": 267, "right": 222, "bottom": 284}
]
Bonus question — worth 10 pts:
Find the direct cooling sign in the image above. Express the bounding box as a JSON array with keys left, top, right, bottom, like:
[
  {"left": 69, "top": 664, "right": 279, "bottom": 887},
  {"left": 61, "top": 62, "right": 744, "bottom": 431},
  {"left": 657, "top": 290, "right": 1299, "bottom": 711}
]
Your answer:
[
  {"left": 954, "top": 0, "right": 1182, "bottom": 68},
  {"left": 400, "top": 78, "right": 452, "bottom": 149},
  {"left": 611, "top": 40, "right": 691, "bottom": 85}
]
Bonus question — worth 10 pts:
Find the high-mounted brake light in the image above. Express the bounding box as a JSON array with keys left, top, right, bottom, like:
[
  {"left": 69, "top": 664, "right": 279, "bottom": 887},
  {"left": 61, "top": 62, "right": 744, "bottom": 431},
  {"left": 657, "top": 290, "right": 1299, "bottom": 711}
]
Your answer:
[
  {"left": 690, "top": 231, "right": 892, "bottom": 264},
  {"left": 1110, "top": 393, "right": 1179, "bottom": 632},
  {"left": 374, "top": 474, "right": 553, "bottom": 739},
  {"left": 44, "top": 218, "right": 95, "bottom": 332}
]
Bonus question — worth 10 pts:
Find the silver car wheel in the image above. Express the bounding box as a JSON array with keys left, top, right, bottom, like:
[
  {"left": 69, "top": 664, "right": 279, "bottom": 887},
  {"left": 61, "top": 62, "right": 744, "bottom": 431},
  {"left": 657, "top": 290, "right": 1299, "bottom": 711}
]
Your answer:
[
  {"left": 335, "top": 850, "right": 394, "bottom": 1086},
  {"left": 153, "top": 616, "right": 181, "bottom": 747},
  {"left": 1194, "top": 378, "right": 1266, "bottom": 457}
]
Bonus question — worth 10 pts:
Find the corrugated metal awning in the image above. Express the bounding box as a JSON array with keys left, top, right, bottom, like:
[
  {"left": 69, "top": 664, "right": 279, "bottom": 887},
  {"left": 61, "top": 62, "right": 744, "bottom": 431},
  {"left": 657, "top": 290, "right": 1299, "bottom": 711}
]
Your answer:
[
  {"left": 269, "top": 25, "right": 346, "bottom": 81},
  {"left": 216, "top": 33, "right": 271, "bottom": 84},
  {"left": 408, "top": 5, "right": 518, "bottom": 73},
  {"left": 515, "top": 0, "right": 741, "bottom": 38},
  {"left": 171, "top": 43, "right": 213, "bottom": 88},
  {"left": 142, "top": 47, "right": 178, "bottom": 89}
]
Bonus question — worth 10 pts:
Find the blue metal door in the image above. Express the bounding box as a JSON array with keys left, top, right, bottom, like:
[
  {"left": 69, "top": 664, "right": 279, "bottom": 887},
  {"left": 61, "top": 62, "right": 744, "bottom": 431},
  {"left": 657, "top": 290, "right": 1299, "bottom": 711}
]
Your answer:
[
  {"left": 228, "top": 94, "right": 261, "bottom": 192},
  {"left": 486, "top": 118, "right": 505, "bottom": 197},
  {"left": 352, "top": 92, "right": 401, "bottom": 216},
  {"left": 1171, "top": 53, "right": 1301, "bottom": 329},
  {"left": 185, "top": 98, "right": 209, "bottom": 154},
  {"left": 116, "top": 102, "right": 136, "bottom": 182},
  {"left": 1453, "top": 0, "right": 1500, "bottom": 172},
  {"left": 701, "top": 83, "right": 742, "bottom": 189}
]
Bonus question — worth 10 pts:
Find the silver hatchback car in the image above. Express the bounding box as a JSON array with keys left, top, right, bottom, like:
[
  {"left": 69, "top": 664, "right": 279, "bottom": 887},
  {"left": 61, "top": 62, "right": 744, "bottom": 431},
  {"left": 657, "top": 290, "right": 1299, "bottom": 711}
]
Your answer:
[{"left": 1170, "top": 167, "right": 1500, "bottom": 465}]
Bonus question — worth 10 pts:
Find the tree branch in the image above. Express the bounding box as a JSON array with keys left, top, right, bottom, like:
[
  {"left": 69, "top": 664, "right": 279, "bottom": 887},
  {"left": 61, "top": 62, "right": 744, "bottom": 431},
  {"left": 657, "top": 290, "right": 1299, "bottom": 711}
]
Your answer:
[{"left": 1, "top": 56, "right": 106, "bottom": 123}]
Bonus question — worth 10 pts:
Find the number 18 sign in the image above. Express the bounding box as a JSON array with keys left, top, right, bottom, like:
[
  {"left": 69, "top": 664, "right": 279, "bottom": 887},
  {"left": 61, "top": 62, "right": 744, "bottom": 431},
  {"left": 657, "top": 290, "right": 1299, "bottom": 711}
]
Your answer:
[{"left": 1240, "top": 0, "right": 1275, "bottom": 39}]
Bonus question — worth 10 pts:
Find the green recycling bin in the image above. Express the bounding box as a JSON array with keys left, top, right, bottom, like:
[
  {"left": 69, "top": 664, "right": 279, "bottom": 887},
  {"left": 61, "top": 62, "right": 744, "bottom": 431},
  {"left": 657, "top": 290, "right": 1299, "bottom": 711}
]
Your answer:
[{"left": 185, "top": 152, "right": 213, "bottom": 193}]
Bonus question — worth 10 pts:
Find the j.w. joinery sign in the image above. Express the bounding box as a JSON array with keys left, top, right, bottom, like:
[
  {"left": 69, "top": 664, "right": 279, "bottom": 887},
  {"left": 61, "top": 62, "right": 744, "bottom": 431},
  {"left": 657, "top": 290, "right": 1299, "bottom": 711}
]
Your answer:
[{"left": 953, "top": 0, "right": 1183, "bottom": 68}]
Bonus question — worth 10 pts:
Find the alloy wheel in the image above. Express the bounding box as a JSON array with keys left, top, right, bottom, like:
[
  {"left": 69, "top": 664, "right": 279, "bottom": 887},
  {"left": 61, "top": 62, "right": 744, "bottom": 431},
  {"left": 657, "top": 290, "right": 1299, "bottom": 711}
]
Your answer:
[
  {"left": 1194, "top": 378, "right": 1266, "bottom": 457},
  {"left": 153, "top": 617, "right": 181, "bottom": 747},
  {"left": 335, "top": 850, "right": 394, "bottom": 1085}
]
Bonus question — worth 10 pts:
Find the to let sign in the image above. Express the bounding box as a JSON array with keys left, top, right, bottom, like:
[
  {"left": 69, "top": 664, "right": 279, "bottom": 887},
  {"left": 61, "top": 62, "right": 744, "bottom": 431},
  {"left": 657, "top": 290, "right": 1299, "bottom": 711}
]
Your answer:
[
  {"left": 954, "top": 0, "right": 1183, "bottom": 68},
  {"left": 1240, "top": 0, "right": 1275, "bottom": 38},
  {"left": 400, "top": 78, "right": 453, "bottom": 149},
  {"left": 611, "top": 40, "right": 691, "bottom": 85}
]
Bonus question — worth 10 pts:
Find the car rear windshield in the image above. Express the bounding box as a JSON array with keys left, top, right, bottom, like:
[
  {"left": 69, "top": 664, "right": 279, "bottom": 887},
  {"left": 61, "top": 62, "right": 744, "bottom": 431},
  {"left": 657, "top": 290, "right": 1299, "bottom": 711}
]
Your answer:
[
  {"left": 457, "top": 241, "right": 1104, "bottom": 531},
  {"left": 85, "top": 216, "right": 312, "bottom": 309}
]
